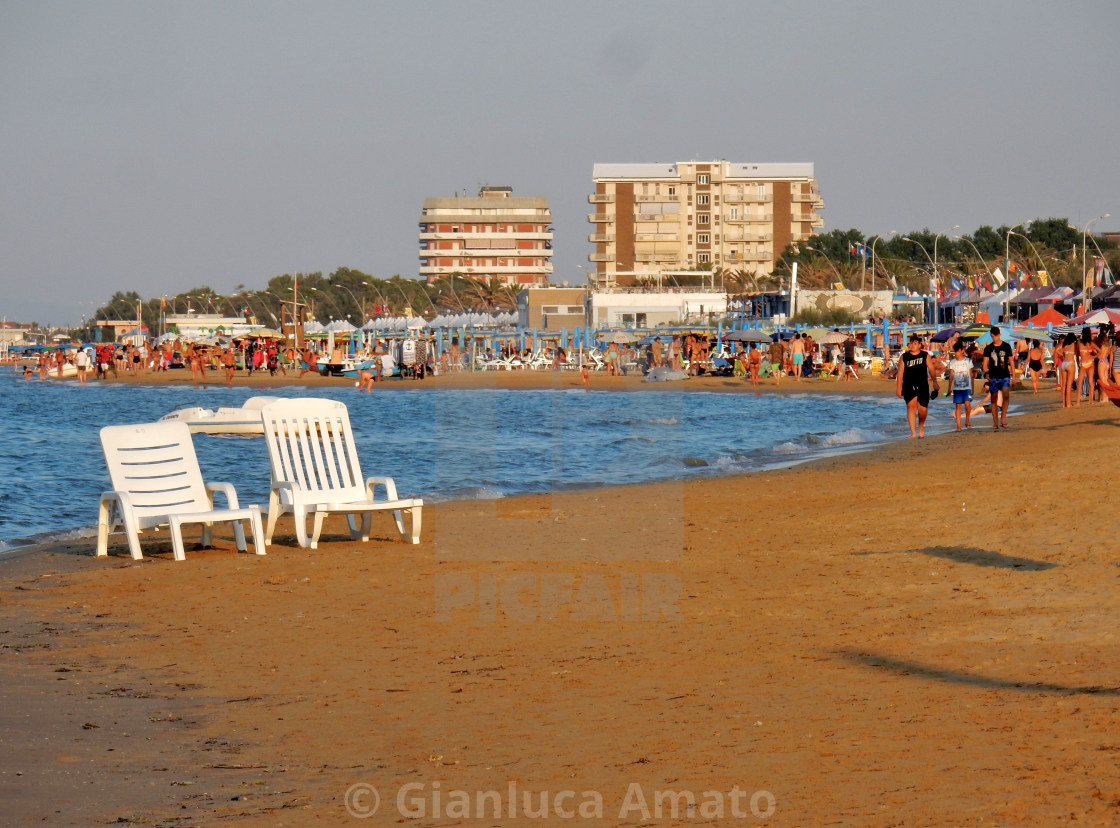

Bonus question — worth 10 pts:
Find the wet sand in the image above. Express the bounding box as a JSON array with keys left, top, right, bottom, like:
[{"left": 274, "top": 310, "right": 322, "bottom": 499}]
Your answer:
[{"left": 3, "top": 375, "right": 1120, "bottom": 826}]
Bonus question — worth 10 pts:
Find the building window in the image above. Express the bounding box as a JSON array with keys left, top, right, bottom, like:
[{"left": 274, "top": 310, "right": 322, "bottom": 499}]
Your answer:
[
  {"left": 697, "top": 214, "right": 710, "bottom": 225},
  {"left": 698, "top": 252, "right": 710, "bottom": 264},
  {"left": 542, "top": 305, "right": 559, "bottom": 314},
  {"left": 698, "top": 174, "right": 710, "bottom": 185},
  {"left": 697, "top": 233, "right": 710, "bottom": 244},
  {"left": 697, "top": 194, "right": 709, "bottom": 206},
  {"left": 668, "top": 186, "right": 675, "bottom": 196},
  {"left": 729, "top": 207, "right": 738, "bottom": 220}
]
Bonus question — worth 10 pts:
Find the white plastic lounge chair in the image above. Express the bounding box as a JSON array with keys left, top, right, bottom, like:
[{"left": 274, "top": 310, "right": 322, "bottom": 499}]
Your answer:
[
  {"left": 97, "top": 421, "right": 265, "bottom": 561},
  {"left": 260, "top": 399, "right": 423, "bottom": 548}
]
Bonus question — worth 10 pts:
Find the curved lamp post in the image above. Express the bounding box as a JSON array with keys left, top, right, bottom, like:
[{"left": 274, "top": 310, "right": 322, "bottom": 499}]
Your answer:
[
  {"left": 1004, "top": 222, "right": 1029, "bottom": 323},
  {"left": 1080, "top": 214, "right": 1110, "bottom": 311}
]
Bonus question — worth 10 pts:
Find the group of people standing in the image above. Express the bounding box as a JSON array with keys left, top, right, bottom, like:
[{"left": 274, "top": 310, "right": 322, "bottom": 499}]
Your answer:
[{"left": 1052, "top": 325, "right": 1119, "bottom": 408}]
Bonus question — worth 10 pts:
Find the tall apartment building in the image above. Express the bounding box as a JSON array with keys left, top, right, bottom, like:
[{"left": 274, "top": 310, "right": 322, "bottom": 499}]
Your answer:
[
  {"left": 419, "top": 186, "right": 553, "bottom": 286},
  {"left": 588, "top": 161, "right": 824, "bottom": 287}
]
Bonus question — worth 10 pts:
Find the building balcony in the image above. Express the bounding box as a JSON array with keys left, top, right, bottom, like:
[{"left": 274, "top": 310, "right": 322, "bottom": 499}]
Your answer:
[
  {"left": 587, "top": 213, "right": 614, "bottom": 223},
  {"left": 419, "top": 232, "right": 553, "bottom": 241},
  {"left": 588, "top": 253, "right": 614, "bottom": 262},
  {"left": 588, "top": 233, "right": 615, "bottom": 243},
  {"left": 723, "top": 231, "right": 772, "bottom": 242},
  {"left": 724, "top": 193, "right": 773, "bottom": 204},
  {"left": 635, "top": 252, "right": 680, "bottom": 263},
  {"left": 634, "top": 193, "right": 677, "bottom": 202},
  {"left": 634, "top": 233, "right": 679, "bottom": 242},
  {"left": 588, "top": 193, "right": 615, "bottom": 203},
  {"left": 419, "top": 264, "right": 553, "bottom": 276}
]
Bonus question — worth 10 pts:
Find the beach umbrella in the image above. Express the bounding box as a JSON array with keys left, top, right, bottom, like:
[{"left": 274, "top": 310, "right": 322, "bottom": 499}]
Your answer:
[
  {"left": 930, "top": 327, "right": 962, "bottom": 342},
  {"left": 610, "top": 331, "right": 637, "bottom": 344},
  {"left": 1066, "top": 308, "right": 1120, "bottom": 326},
  {"left": 973, "top": 325, "right": 1022, "bottom": 344},
  {"left": 820, "top": 331, "right": 848, "bottom": 345},
  {"left": 724, "top": 329, "right": 771, "bottom": 342}
]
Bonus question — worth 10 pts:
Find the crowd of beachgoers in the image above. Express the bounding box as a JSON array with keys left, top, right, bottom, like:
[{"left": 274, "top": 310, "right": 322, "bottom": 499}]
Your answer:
[{"left": 10, "top": 326, "right": 1119, "bottom": 421}]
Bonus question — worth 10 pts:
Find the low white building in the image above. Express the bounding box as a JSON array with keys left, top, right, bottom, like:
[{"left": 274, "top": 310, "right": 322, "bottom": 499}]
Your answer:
[
  {"left": 163, "top": 313, "right": 259, "bottom": 340},
  {"left": 588, "top": 290, "right": 727, "bottom": 328}
]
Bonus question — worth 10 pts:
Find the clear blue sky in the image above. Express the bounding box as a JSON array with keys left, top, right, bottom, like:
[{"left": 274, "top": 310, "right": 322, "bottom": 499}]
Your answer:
[{"left": 1, "top": 0, "right": 1117, "bottom": 325}]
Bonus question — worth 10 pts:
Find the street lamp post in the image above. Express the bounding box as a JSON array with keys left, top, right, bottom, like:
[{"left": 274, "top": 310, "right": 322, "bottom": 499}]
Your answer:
[
  {"left": 334, "top": 284, "right": 366, "bottom": 326},
  {"left": 1004, "top": 222, "right": 1029, "bottom": 324},
  {"left": 869, "top": 231, "right": 896, "bottom": 292},
  {"left": 932, "top": 225, "right": 960, "bottom": 287},
  {"left": 901, "top": 237, "right": 938, "bottom": 323},
  {"left": 804, "top": 246, "right": 844, "bottom": 286},
  {"left": 1080, "top": 214, "right": 1110, "bottom": 312}
]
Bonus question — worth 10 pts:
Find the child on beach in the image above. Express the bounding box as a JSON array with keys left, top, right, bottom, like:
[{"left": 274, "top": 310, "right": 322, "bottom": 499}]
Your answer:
[{"left": 947, "top": 340, "right": 975, "bottom": 431}]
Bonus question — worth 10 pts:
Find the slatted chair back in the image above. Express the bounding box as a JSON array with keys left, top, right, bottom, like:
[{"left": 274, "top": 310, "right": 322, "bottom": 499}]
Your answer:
[
  {"left": 261, "top": 399, "right": 366, "bottom": 505},
  {"left": 100, "top": 421, "right": 210, "bottom": 524}
]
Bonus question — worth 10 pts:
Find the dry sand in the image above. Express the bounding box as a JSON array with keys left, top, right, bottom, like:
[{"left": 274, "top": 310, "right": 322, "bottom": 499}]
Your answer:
[{"left": 2, "top": 371, "right": 1119, "bottom": 826}]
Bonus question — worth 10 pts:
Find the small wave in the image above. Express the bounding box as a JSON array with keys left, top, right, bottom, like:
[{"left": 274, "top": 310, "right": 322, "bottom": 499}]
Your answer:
[
  {"left": 587, "top": 417, "right": 680, "bottom": 427},
  {"left": 608, "top": 435, "right": 656, "bottom": 446},
  {"left": 424, "top": 486, "right": 506, "bottom": 504},
  {"left": 772, "top": 441, "right": 809, "bottom": 455},
  {"left": 821, "top": 427, "right": 881, "bottom": 447}
]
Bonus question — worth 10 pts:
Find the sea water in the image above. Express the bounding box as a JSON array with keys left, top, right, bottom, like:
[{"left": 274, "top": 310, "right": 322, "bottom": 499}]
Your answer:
[{"left": 0, "top": 370, "right": 936, "bottom": 549}]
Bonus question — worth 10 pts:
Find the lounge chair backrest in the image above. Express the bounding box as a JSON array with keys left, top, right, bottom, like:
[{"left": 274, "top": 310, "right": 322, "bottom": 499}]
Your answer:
[
  {"left": 261, "top": 399, "right": 366, "bottom": 504},
  {"left": 100, "top": 421, "right": 211, "bottom": 521}
]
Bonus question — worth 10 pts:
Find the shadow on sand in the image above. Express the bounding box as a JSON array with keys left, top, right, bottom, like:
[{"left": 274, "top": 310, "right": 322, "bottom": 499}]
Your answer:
[
  {"left": 834, "top": 649, "right": 1120, "bottom": 696},
  {"left": 855, "top": 545, "right": 1056, "bottom": 571}
]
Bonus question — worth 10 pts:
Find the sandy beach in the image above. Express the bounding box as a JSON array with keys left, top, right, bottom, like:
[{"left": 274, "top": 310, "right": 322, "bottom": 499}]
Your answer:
[{"left": 2, "top": 370, "right": 1119, "bottom": 826}]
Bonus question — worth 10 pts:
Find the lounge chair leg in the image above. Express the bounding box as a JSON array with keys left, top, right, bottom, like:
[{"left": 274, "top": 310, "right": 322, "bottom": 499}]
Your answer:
[
  {"left": 406, "top": 506, "right": 422, "bottom": 544},
  {"left": 309, "top": 511, "right": 326, "bottom": 549},
  {"left": 96, "top": 498, "right": 112, "bottom": 557},
  {"left": 248, "top": 507, "right": 266, "bottom": 555},
  {"left": 232, "top": 520, "right": 248, "bottom": 552},
  {"left": 265, "top": 491, "right": 280, "bottom": 545},
  {"left": 168, "top": 518, "right": 187, "bottom": 562}
]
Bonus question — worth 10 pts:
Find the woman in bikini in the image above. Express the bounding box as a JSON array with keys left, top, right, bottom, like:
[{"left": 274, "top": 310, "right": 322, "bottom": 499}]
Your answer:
[
  {"left": 1026, "top": 339, "right": 1045, "bottom": 394},
  {"left": 1095, "top": 330, "right": 1114, "bottom": 402},
  {"left": 1076, "top": 327, "right": 1098, "bottom": 405},
  {"left": 1057, "top": 333, "right": 1078, "bottom": 408}
]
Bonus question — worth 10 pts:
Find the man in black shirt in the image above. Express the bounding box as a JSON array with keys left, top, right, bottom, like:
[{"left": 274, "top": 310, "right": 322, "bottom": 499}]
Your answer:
[
  {"left": 895, "top": 335, "right": 941, "bottom": 438},
  {"left": 982, "top": 327, "right": 1015, "bottom": 430}
]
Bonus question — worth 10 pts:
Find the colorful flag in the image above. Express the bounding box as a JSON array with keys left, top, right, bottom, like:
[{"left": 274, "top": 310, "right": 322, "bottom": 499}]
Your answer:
[
  {"left": 991, "top": 267, "right": 1006, "bottom": 287},
  {"left": 1095, "top": 258, "right": 1106, "bottom": 286},
  {"left": 951, "top": 277, "right": 962, "bottom": 292},
  {"left": 1037, "top": 269, "right": 1049, "bottom": 287}
]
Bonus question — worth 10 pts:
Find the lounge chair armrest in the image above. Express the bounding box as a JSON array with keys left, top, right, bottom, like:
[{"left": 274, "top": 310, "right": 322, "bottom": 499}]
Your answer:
[
  {"left": 205, "top": 481, "right": 241, "bottom": 510},
  {"left": 99, "top": 490, "right": 136, "bottom": 528},
  {"left": 364, "top": 476, "right": 400, "bottom": 502}
]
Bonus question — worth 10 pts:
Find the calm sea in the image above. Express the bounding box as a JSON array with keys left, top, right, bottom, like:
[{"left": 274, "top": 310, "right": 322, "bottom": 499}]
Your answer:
[{"left": 0, "top": 370, "right": 936, "bottom": 549}]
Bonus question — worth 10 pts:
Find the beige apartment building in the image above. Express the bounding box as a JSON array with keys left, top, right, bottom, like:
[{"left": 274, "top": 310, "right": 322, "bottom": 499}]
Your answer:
[
  {"left": 588, "top": 161, "right": 824, "bottom": 288},
  {"left": 419, "top": 186, "right": 554, "bottom": 287}
]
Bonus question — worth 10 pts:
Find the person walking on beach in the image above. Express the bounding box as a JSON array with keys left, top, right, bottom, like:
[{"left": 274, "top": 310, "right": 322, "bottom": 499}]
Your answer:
[
  {"left": 1056, "top": 332, "right": 1078, "bottom": 407},
  {"left": 840, "top": 333, "right": 858, "bottom": 381},
  {"left": 1026, "top": 339, "right": 1045, "bottom": 394},
  {"left": 74, "top": 347, "right": 90, "bottom": 385},
  {"left": 789, "top": 333, "right": 806, "bottom": 382},
  {"left": 747, "top": 342, "right": 762, "bottom": 386},
  {"left": 768, "top": 338, "right": 783, "bottom": 385},
  {"left": 947, "top": 340, "right": 975, "bottom": 431},
  {"left": 982, "top": 327, "right": 1015, "bottom": 429},
  {"left": 896, "top": 335, "right": 940, "bottom": 438},
  {"left": 220, "top": 346, "right": 237, "bottom": 386}
]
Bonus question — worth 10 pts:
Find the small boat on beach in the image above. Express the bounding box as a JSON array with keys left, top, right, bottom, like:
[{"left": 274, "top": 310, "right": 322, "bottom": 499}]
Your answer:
[{"left": 159, "top": 396, "right": 281, "bottom": 435}]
